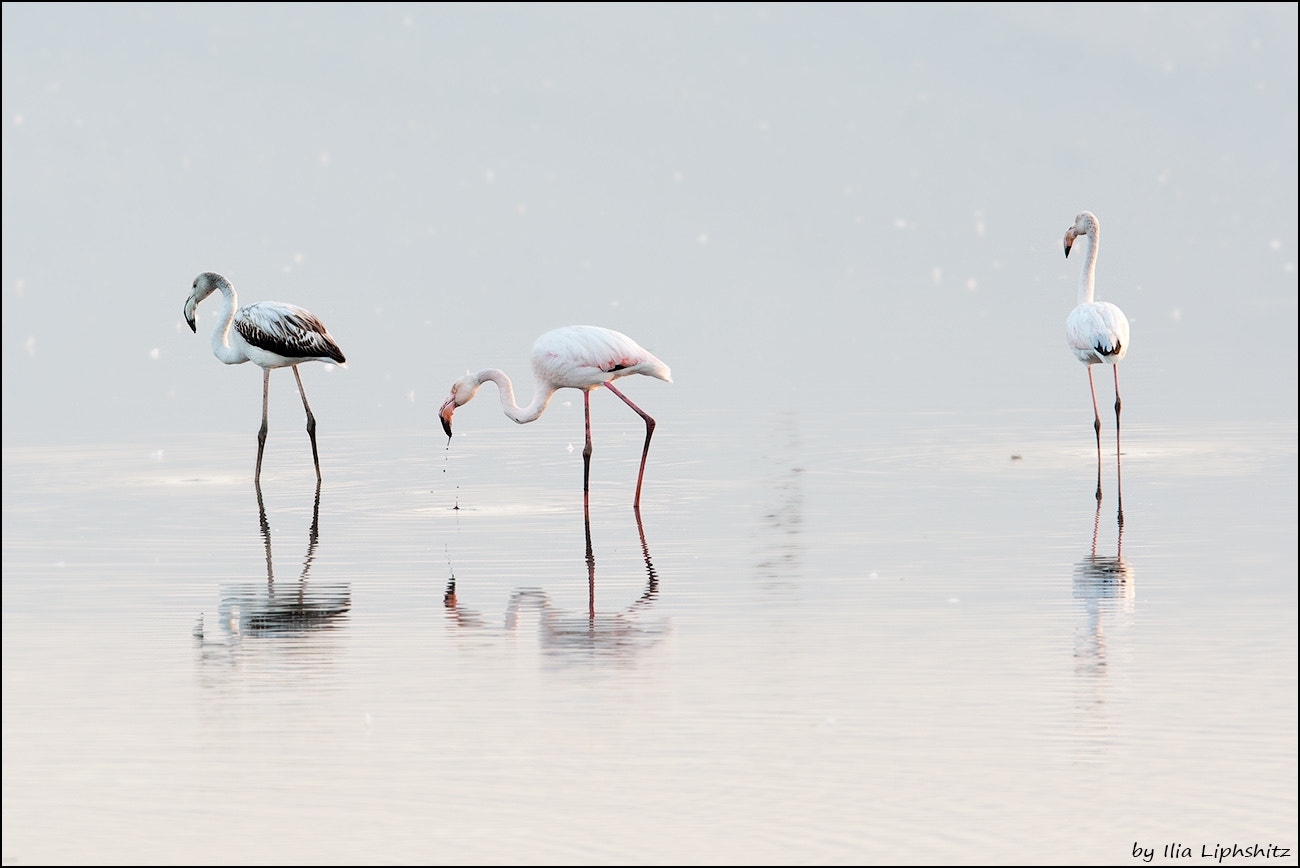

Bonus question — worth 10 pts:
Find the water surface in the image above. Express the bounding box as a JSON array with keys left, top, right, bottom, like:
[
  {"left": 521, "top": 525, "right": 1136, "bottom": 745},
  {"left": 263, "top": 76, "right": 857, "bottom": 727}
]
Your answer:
[{"left": 4, "top": 413, "right": 1295, "bottom": 863}]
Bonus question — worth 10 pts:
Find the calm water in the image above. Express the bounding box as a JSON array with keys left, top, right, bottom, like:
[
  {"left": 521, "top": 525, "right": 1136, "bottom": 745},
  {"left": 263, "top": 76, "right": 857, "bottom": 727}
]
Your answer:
[{"left": 3, "top": 411, "right": 1295, "bottom": 864}]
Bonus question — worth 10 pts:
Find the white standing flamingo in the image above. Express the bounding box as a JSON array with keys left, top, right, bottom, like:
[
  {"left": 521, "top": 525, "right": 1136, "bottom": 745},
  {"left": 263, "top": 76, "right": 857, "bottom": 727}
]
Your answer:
[
  {"left": 1063, "top": 211, "right": 1130, "bottom": 502},
  {"left": 183, "top": 271, "right": 346, "bottom": 481},
  {"left": 439, "top": 325, "right": 671, "bottom": 508}
]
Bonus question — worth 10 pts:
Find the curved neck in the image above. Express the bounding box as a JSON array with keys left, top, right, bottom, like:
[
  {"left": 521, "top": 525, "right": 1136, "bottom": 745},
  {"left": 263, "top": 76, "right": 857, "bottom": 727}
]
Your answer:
[
  {"left": 475, "top": 369, "right": 556, "bottom": 424},
  {"left": 1076, "top": 227, "right": 1098, "bottom": 306},
  {"left": 209, "top": 282, "right": 245, "bottom": 364}
]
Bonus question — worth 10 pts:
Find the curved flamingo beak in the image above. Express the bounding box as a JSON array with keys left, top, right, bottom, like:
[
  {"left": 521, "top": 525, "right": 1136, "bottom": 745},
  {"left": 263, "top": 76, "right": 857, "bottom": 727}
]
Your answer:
[
  {"left": 183, "top": 296, "right": 198, "bottom": 332},
  {"left": 439, "top": 398, "right": 455, "bottom": 439},
  {"left": 1063, "top": 227, "right": 1078, "bottom": 259}
]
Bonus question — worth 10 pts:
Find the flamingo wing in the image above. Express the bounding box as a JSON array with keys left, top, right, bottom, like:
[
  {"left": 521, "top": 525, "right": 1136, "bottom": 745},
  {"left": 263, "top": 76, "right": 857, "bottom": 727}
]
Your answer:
[
  {"left": 236, "top": 302, "right": 346, "bottom": 365},
  {"left": 534, "top": 325, "right": 671, "bottom": 388}
]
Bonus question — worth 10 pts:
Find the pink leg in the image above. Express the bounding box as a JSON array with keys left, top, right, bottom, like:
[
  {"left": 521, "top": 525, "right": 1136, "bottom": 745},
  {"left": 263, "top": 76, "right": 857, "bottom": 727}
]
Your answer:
[
  {"left": 583, "top": 390, "right": 593, "bottom": 510},
  {"left": 604, "top": 382, "right": 656, "bottom": 509},
  {"left": 1088, "top": 367, "right": 1102, "bottom": 501}
]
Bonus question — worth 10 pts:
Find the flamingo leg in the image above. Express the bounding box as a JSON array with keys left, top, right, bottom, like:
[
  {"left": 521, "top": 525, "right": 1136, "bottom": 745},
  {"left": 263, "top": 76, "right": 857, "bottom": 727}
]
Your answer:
[
  {"left": 582, "top": 390, "right": 594, "bottom": 509},
  {"left": 1088, "top": 366, "right": 1102, "bottom": 502},
  {"left": 256, "top": 368, "right": 271, "bottom": 481},
  {"left": 633, "top": 508, "right": 658, "bottom": 598},
  {"left": 584, "top": 497, "right": 596, "bottom": 619},
  {"left": 1114, "top": 365, "right": 1123, "bottom": 525},
  {"left": 255, "top": 475, "right": 273, "bottom": 586},
  {"left": 292, "top": 365, "right": 322, "bottom": 480},
  {"left": 604, "top": 382, "right": 656, "bottom": 509},
  {"left": 303, "top": 478, "right": 322, "bottom": 581}
]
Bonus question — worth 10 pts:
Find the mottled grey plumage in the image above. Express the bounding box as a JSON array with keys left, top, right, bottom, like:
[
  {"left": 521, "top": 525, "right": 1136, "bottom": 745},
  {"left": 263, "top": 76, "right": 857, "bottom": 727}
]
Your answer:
[
  {"left": 183, "top": 271, "right": 346, "bottom": 480},
  {"left": 235, "top": 302, "right": 346, "bottom": 365}
]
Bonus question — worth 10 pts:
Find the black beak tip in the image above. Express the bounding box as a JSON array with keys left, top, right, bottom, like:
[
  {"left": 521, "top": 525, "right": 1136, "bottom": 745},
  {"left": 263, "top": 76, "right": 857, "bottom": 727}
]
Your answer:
[{"left": 440, "top": 417, "right": 453, "bottom": 439}]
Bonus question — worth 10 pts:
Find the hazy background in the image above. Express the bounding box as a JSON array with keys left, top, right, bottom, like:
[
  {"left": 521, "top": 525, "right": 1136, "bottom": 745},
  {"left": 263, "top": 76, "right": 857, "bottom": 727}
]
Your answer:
[{"left": 2, "top": 2, "right": 1296, "bottom": 448}]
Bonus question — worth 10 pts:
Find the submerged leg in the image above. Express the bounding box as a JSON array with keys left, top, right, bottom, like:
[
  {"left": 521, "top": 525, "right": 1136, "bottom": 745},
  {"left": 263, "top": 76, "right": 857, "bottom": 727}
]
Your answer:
[
  {"left": 292, "top": 365, "right": 322, "bottom": 480},
  {"left": 303, "top": 477, "right": 322, "bottom": 580},
  {"left": 256, "top": 368, "right": 271, "bottom": 481},
  {"left": 1088, "top": 366, "right": 1102, "bottom": 502},
  {"left": 633, "top": 507, "right": 658, "bottom": 599},
  {"left": 583, "top": 497, "right": 595, "bottom": 619},
  {"left": 604, "top": 382, "right": 656, "bottom": 509},
  {"left": 255, "top": 475, "right": 273, "bottom": 585}
]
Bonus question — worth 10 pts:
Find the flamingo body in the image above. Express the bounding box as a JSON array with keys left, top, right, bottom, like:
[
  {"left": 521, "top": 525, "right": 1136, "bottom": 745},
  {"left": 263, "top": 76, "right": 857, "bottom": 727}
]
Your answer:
[
  {"left": 1063, "top": 211, "right": 1130, "bottom": 366},
  {"left": 1062, "top": 211, "right": 1129, "bottom": 504},
  {"left": 439, "top": 325, "right": 671, "bottom": 507},
  {"left": 1066, "top": 301, "right": 1128, "bottom": 365},
  {"left": 183, "top": 271, "right": 345, "bottom": 480},
  {"left": 530, "top": 325, "right": 671, "bottom": 393},
  {"left": 232, "top": 302, "right": 346, "bottom": 368}
]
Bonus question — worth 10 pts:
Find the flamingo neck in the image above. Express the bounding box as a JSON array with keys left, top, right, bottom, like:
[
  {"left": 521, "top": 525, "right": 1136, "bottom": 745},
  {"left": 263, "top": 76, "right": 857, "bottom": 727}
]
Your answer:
[
  {"left": 209, "top": 282, "right": 246, "bottom": 364},
  {"left": 474, "top": 369, "right": 556, "bottom": 424},
  {"left": 1076, "top": 227, "right": 1098, "bottom": 306}
]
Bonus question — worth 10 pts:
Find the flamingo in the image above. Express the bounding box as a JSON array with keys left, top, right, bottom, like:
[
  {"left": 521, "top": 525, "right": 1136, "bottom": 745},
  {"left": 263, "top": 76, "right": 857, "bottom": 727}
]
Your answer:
[
  {"left": 439, "top": 325, "right": 671, "bottom": 508},
  {"left": 183, "top": 271, "right": 346, "bottom": 481},
  {"left": 1063, "top": 211, "right": 1130, "bottom": 503}
]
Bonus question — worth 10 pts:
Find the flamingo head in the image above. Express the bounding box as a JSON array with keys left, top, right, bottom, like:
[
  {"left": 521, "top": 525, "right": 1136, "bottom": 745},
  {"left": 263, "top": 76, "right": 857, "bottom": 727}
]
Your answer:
[
  {"left": 184, "top": 272, "right": 227, "bottom": 332},
  {"left": 438, "top": 397, "right": 455, "bottom": 439},
  {"left": 439, "top": 373, "right": 480, "bottom": 440},
  {"left": 1063, "top": 211, "right": 1098, "bottom": 259}
]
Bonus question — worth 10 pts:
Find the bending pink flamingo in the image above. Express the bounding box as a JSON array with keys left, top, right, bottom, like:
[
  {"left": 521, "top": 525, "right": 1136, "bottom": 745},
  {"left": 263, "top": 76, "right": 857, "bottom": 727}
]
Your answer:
[
  {"left": 1063, "top": 211, "right": 1130, "bottom": 504},
  {"left": 439, "top": 325, "right": 671, "bottom": 508}
]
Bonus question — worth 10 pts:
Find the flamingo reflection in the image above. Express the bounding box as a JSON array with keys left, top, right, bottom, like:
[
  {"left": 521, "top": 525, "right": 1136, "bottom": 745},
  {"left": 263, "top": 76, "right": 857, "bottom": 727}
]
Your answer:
[
  {"left": 1073, "top": 500, "right": 1134, "bottom": 608},
  {"left": 444, "top": 506, "right": 665, "bottom": 658},
  {"left": 196, "top": 480, "right": 350, "bottom": 644},
  {"left": 1072, "top": 498, "right": 1134, "bottom": 744}
]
